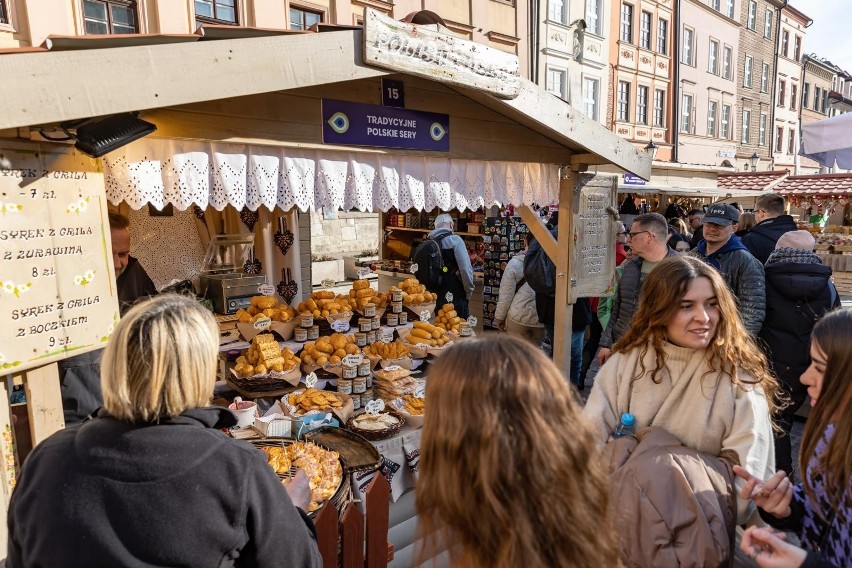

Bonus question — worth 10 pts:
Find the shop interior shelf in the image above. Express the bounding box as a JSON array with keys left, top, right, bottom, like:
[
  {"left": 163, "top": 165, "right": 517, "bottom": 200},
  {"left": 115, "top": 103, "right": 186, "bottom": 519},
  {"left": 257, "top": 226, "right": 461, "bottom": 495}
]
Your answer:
[{"left": 384, "top": 226, "right": 483, "bottom": 238}]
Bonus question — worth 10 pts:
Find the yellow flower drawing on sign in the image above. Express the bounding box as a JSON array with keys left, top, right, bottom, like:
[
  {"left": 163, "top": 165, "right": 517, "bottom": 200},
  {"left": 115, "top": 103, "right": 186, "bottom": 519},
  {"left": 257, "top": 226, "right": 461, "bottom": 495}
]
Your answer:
[
  {"left": 66, "top": 197, "right": 90, "bottom": 214},
  {"left": 1, "top": 281, "right": 31, "bottom": 298},
  {"left": 101, "top": 311, "right": 119, "bottom": 343},
  {"left": 0, "top": 202, "right": 22, "bottom": 214},
  {"left": 0, "top": 353, "right": 22, "bottom": 370},
  {"left": 74, "top": 270, "right": 96, "bottom": 286}
]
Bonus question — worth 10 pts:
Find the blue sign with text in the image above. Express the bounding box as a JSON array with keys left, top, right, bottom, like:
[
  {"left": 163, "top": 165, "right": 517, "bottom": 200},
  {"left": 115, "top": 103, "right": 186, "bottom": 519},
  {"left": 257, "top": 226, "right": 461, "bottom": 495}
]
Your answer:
[
  {"left": 322, "top": 100, "right": 449, "bottom": 152},
  {"left": 623, "top": 173, "right": 646, "bottom": 186}
]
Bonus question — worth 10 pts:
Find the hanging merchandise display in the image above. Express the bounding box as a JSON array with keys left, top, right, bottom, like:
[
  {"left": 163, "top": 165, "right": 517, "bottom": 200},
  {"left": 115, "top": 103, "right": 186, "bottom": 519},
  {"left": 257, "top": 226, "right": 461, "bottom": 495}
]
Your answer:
[{"left": 481, "top": 217, "right": 528, "bottom": 329}]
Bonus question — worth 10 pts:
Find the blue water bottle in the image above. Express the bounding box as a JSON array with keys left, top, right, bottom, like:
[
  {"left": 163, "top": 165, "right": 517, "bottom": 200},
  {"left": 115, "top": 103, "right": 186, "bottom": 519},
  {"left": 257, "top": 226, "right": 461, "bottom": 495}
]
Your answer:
[{"left": 613, "top": 413, "right": 636, "bottom": 439}]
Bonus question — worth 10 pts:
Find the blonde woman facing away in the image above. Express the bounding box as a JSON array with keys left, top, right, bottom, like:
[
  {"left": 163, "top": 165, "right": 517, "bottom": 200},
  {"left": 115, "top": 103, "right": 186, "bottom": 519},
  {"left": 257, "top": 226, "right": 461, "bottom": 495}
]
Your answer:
[
  {"left": 7, "top": 294, "right": 321, "bottom": 568},
  {"left": 583, "top": 255, "right": 779, "bottom": 523},
  {"left": 417, "top": 335, "right": 620, "bottom": 568}
]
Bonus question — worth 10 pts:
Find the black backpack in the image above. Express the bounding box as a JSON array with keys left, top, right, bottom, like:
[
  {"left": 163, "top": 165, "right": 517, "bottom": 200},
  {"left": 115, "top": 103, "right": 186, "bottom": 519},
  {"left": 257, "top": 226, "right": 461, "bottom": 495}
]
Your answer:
[
  {"left": 413, "top": 233, "right": 451, "bottom": 290},
  {"left": 523, "top": 229, "right": 556, "bottom": 296}
]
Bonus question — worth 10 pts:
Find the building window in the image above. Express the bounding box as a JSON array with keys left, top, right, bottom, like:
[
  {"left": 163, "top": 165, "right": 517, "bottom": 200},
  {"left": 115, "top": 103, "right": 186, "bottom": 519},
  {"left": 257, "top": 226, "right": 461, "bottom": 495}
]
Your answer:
[
  {"left": 814, "top": 86, "right": 822, "bottom": 111},
  {"left": 654, "top": 89, "right": 665, "bottom": 127},
  {"left": 546, "top": 68, "right": 567, "bottom": 99},
  {"left": 290, "top": 6, "right": 321, "bottom": 30},
  {"left": 722, "top": 46, "right": 733, "bottom": 79},
  {"left": 711, "top": 0, "right": 720, "bottom": 10},
  {"left": 682, "top": 27, "right": 694, "bottom": 66},
  {"left": 708, "top": 101, "right": 718, "bottom": 137},
  {"left": 776, "top": 126, "right": 784, "bottom": 152},
  {"left": 621, "top": 4, "right": 633, "bottom": 43},
  {"left": 778, "top": 80, "right": 786, "bottom": 107},
  {"left": 794, "top": 36, "right": 801, "bottom": 60},
  {"left": 586, "top": 0, "right": 601, "bottom": 35},
  {"left": 617, "top": 81, "right": 631, "bottom": 122},
  {"left": 791, "top": 84, "right": 797, "bottom": 110},
  {"left": 822, "top": 90, "right": 828, "bottom": 113},
  {"left": 0, "top": 0, "right": 9, "bottom": 24},
  {"left": 781, "top": 30, "right": 789, "bottom": 57},
  {"left": 788, "top": 129, "right": 795, "bottom": 154},
  {"left": 747, "top": 1, "right": 756, "bottom": 30},
  {"left": 726, "top": 0, "right": 735, "bottom": 18},
  {"left": 764, "top": 10, "right": 772, "bottom": 37},
  {"left": 640, "top": 11, "right": 652, "bottom": 49},
  {"left": 708, "top": 40, "right": 719, "bottom": 74},
  {"left": 195, "top": 0, "right": 237, "bottom": 26},
  {"left": 759, "top": 113, "right": 767, "bottom": 145},
  {"left": 741, "top": 110, "right": 751, "bottom": 144},
  {"left": 583, "top": 77, "right": 599, "bottom": 120},
  {"left": 681, "top": 93, "right": 693, "bottom": 133},
  {"left": 761, "top": 62, "right": 769, "bottom": 92},
  {"left": 637, "top": 85, "right": 649, "bottom": 124},
  {"left": 657, "top": 19, "right": 668, "bottom": 54},
  {"left": 548, "top": 0, "right": 566, "bottom": 24},
  {"left": 83, "top": 0, "right": 138, "bottom": 34},
  {"left": 803, "top": 82, "right": 810, "bottom": 108},
  {"left": 744, "top": 56, "right": 753, "bottom": 87},
  {"left": 722, "top": 104, "right": 731, "bottom": 139}
]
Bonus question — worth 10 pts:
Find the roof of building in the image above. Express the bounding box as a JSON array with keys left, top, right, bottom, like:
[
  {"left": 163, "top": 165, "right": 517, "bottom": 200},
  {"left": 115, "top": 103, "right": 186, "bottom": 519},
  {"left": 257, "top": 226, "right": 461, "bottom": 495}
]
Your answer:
[
  {"left": 717, "top": 170, "right": 790, "bottom": 191},
  {"left": 774, "top": 173, "right": 852, "bottom": 195}
]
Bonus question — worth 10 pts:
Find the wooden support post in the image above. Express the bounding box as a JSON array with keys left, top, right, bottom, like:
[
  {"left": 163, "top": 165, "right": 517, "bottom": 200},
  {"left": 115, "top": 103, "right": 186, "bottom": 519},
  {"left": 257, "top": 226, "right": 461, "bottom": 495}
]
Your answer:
[
  {"left": 23, "top": 363, "right": 65, "bottom": 446},
  {"left": 340, "top": 502, "right": 365, "bottom": 568},
  {"left": 517, "top": 205, "right": 556, "bottom": 260},
  {"left": 552, "top": 169, "right": 578, "bottom": 379},
  {"left": 365, "top": 472, "right": 391, "bottom": 568},
  {"left": 313, "top": 502, "right": 338, "bottom": 567}
]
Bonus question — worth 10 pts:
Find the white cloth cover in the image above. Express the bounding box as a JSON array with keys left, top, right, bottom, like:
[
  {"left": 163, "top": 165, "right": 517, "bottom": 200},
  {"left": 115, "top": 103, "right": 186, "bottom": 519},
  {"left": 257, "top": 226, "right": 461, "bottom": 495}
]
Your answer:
[{"left": 800, "top": 112, "right": 852, "bottom": 169}]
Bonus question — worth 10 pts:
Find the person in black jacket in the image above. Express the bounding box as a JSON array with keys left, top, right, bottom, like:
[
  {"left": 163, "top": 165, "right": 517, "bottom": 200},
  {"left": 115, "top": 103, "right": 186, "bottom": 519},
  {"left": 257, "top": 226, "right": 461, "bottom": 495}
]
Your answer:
[
  {"left": 8, "top": 294, "right": 322, "bottom": 568},
  {"left": 757, "top": 230, "right": 839, "bottom": 478},
  {"left": 688, "top": 208, "right": 705, "bottom": 249},
  {"left": 743, "top": 194, "right": 798, "bottom": 264}
]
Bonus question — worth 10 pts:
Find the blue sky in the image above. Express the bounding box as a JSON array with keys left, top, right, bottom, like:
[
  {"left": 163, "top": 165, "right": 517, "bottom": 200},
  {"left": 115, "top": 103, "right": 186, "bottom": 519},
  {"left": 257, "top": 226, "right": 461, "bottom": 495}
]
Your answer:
[{"left": 796, "top": 2, "right": 852, "bottom": 71}]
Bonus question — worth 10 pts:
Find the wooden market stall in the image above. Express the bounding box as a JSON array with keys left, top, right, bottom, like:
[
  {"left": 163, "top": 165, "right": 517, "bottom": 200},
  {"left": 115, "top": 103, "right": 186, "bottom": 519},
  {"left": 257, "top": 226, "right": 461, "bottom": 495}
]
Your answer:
[{"left": 0, "top": 9, "right": 650, "bottom": 564}]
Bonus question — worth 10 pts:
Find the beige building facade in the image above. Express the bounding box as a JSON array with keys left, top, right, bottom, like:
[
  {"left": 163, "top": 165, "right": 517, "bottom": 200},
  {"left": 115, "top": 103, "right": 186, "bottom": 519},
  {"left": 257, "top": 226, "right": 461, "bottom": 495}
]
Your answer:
[
  {"left": 773, "top": 4, "right": 810, "bottom": 173},
  {"left": 799, "top": 54, "right": 835, "bottom": 174}
]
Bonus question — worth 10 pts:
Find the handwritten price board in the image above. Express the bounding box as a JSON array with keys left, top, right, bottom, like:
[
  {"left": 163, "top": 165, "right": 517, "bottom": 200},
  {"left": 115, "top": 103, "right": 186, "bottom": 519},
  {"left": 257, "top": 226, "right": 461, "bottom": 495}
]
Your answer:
[{"left": 0, "top": 143, "right": 119, "bottom": 373}]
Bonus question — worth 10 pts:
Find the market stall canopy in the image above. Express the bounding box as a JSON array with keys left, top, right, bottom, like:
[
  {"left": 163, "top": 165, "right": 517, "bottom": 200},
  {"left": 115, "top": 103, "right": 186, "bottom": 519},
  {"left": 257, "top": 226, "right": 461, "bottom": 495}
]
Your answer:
[
  {"left": 773, "top": 173, "right": 852, "bottom": 210},
  {"left": 589, "top": 162, "right": 759, "bottom": 198},
  {"left": 0, "top": 25, "right": 649, "bottom": 213},
  {"left": 801, "top": 112, "right": 852, "bottom": 169}
]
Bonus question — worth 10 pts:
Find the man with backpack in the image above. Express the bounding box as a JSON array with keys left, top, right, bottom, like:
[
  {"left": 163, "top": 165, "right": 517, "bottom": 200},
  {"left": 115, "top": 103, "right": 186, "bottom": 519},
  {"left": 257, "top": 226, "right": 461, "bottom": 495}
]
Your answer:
[{"left": 414, "top": 213, "right": 474, "bottom": 318}]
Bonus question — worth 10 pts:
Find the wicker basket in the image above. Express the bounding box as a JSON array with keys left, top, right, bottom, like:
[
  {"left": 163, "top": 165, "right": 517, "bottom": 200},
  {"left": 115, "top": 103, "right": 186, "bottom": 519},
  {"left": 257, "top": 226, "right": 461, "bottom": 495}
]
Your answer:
[{"left": 347, "top": 411, "right": 405, "bottom": 441}]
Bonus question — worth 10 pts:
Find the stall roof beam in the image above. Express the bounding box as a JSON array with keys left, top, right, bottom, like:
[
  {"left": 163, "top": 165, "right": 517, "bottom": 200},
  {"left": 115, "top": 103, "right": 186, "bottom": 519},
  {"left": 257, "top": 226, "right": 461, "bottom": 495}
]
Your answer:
[{"left": 0, "top": 31, "right": 388, "bottom": 130}]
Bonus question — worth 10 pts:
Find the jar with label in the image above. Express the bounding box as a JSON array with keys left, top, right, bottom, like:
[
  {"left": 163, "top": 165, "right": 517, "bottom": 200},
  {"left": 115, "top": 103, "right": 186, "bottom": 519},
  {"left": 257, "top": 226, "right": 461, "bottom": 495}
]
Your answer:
[
  {"left": 354, "top": 332, "right": 367, "bottom": 347},
  {"left": 366, "top": 330, "right": 377, "bottom": 344},
  {"left": 353, "top": 376, "right": 367, "bottom": 394},
  {"left": 359, "top": 318, "right": 372, "bottom": 332},
  {"left": 371, "top": 316, "right": 381, "bottom": 331},
  {"left": 337, "top": 379, "right": 353, "bottom": 395},
  {"left": 357, "top": 361, "right": 372, "bottom": 376},
  {"left": 459, "top": 322, "right": 473, "bottom": 337},
  {"left": 365, "top": 374, "right": 373, "bottom": 389},
  {"left": 300, "top": 313, "right": 313, "bottom": 328},
  {"left": 307, "top": 325, "right": 320, "bottom": 340},
  {"left": 294, "top": 327, "right": 308, "bottom": 342},
  {"left": 351, "top": 393, "right": 362, "bottom": 410},
  {"left": 361, "top": 387, "right": 373, "bottom": 402},
  {"left": 391, "top": 302, "right": 403, "bottom": 314},
  {"left": 363, "top": 303, "right": 376, "bottom": 318},
  {"left": 385, "top": 312, "right": 398, "bottom": 327},
  {"left": 390, "top": 289, "right": 403, "bottom": 303},
  {"left": 398, "top": 311, "right": 408, "bottom": 325},
  {"left": 342, "top": 364, "right": 358, "bottom": 379}
]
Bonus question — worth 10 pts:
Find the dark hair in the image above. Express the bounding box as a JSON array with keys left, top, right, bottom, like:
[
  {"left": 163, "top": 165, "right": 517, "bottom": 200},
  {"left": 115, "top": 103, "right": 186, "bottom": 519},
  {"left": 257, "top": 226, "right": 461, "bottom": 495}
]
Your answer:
[
  {"left": 688, "top": 209, "right": 704, "bottom": 217},
  {"left": 108, "top": 211, "right": 130, "bottom": 230},
  {"left": 632, "top": 212, "right": 668, "bottom": 240},
  {"left": 755, "top": 193, "right": 785, "bottom": 216}
]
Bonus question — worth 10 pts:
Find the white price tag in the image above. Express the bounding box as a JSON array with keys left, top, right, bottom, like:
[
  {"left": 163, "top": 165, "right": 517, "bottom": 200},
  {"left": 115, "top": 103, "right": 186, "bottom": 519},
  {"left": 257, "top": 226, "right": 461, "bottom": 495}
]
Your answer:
[
  {"left": 390, "top": 398, "right": 405, "bottom": 411},
  {"left": 304, "top": 372, "right": 318, "bottom": 389},
  {"left": 365, "top": 399, "right": 385, "bottom": 415},
  {"left": 257, "top": 284, "right": 276, "bottom": 296},
  {"left": 445, "top": 292, "right": 453, "bottom": 303},
  {"left": 330, "top": 319, "right": 351, "bottom": 333},
  {"left": 409, "top": 263, "right": 418, "bottom": 274},
  {"left": 342, "top": 354, "right": 363, "bottom": 366},
  {"left": 357, "top": 267, "right": 371, "bottom": 279},
  {"left": 384, "top": 365, "right": 402, "bottom": 371},
  {"left": 252, "top": 316, "right": 272, "bottom": 331},
  {"left": 467, "top": 316, "right": 478, "bottom": 328},
  {"left": 414, "top": 384, "right": 426, "bottom": 399},
  {"left": 419, "top": 310, "right": 430, "bottom": 322},
  {"left": 380, "top": 330, "right": 394, "bottom": 343},
  {"left": 415, "top": 343, "right": 431, "bottom": 351},
  {"left": 321, "top": 278, "right": 336, "bottom": 288}
]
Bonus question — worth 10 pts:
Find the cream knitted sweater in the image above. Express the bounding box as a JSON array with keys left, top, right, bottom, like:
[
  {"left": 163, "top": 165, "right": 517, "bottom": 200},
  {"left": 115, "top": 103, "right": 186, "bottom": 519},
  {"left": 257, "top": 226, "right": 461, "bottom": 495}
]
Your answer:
[{"left": 582, "top": 342, "right": 775, "bottom": 523}]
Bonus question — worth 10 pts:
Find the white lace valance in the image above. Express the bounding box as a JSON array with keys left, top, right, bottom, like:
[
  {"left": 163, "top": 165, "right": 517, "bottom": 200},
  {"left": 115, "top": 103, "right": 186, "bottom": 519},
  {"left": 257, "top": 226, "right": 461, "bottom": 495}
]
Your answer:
[{"left": 101, "top": 139, "right": 559, "bottom": 212}]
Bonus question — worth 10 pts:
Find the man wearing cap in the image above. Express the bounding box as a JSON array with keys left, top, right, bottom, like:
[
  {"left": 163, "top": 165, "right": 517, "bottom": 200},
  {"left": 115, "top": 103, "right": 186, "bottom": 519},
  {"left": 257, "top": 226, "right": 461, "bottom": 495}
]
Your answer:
[
  {"left": 742, "top": 193, "right": 798, "bottom": 264},
  {"left": 692, "top": 203, "right": 766, "bottom": 335}
]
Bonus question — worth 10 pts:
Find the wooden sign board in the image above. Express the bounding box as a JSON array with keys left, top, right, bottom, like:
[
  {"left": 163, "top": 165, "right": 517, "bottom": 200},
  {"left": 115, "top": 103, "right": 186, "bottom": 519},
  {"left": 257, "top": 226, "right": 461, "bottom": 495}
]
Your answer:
[
  {"left": 572, "top": 174, "right": 618, "bottom": 299},
  {"left": 0, "top": 142, "right": 120, "bottom": 374},
  {"left": 362, "top": 8, "right": 521, "bottom": 100}
]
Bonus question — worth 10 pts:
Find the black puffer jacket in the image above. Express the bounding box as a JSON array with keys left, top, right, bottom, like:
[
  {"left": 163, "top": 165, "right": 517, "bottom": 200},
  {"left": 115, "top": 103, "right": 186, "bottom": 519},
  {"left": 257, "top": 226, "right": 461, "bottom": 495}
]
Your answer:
[
  {"left": 758, "top": 248, "right": 838, "bottom": 384},
  {"left": 742, "top": 215, "right": 798, "bottom": 264}
]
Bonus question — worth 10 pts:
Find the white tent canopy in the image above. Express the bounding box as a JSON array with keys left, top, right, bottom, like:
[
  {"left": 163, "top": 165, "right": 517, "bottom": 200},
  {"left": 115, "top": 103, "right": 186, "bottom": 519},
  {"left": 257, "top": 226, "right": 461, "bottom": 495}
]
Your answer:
[{"left": 801, "top": 112, "right": 852, "bottom": 169}]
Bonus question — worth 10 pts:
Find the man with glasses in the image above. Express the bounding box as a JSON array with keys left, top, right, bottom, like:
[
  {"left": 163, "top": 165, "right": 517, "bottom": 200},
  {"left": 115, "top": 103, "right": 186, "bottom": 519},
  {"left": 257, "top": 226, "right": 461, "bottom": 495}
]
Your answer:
[
  {"left": 688, "top": 209, "right": 705, "bottom": 249},
  {"left": 742, "top": 194, "right": 797, "bottom": 264},
  {"left": 597, "top": 213, "right": 676, "bottom": 365},
  {"left": 692, "top": 203, "right": 765, "bottom": 335}
]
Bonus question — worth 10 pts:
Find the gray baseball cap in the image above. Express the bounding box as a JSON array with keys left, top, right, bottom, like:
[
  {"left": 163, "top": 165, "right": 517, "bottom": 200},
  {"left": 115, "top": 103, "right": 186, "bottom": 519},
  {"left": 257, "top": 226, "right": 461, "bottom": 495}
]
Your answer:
[{"left": 703, "top": 204, "right": 740, "bottom": 226}]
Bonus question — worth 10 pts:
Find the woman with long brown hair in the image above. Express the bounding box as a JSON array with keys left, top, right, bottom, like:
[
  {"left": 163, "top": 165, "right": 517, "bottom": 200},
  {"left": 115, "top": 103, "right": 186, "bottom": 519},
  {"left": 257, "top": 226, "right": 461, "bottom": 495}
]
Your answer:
[
  {"left": 583, "top": 255, "right": 779, "bottom": 523},
  {"left": 736, "top": 308, "right": 852, "bottom": 568},
  {"left": 417, "top": 335, "right": 620, "bottom": 568}
]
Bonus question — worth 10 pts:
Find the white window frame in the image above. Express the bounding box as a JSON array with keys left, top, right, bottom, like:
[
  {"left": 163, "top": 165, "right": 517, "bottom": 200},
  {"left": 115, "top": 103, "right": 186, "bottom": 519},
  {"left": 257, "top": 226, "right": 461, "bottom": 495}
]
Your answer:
[
  {"left": 708, "top": 100, "right": 718, "bottom": 137},
  {"left": 776, "top": 126, "right": 784, "bottom": 153},
  {"left": 764, "top": 10, "right": 772, "bottom": 38},
  {"left": 791, "top": 83, "right": 797, "bottom": 110},
  {"left": 741, "top": 109, "right": 751, "bottom": 144},
  {"left": 794, "top": 35, "right": 801, "bottom": 60},
  {"left": 621, "top": 4, "right": 633, "bottom": 43},
  {"left": 548, "top": 0, "right": 566, "bottom": 24},
  {"left": 788, "top": 129, "right": 795, "bottom": 154},
  {"left": 744, "top": 55, "right": 753, "bottom": 87},
  {"left": 546, "top": 67, "right": 567, "bottom": 99},
  {"left": 722, "top": 104, "right": 731, "bottom": 139},
  {"left": 761, "top": 62, "right": 769, "bottom": 92},
  {"left": 778, "top": 79, "right": 786, "bottom": 107},
  {"left": 585, "top": 0, "right": 601, "bottom": 35},
  {"left": 781, "top": 30, "right": 789, "bottom": 58},
  {"left": 682, "top": 27, "right": 694, "bottom": 66},
  {"left": 617, "top": 81, "right": 631, "bottom": 122},
  {"left": 708, "top": 40, "right": 719, "bottom": 75},
  {"left": 759, "top": 113, "right": 767, "bottom": 145},
  {"left": 723, "top": 45, "right": 732, "bottom": 79},
  {"left": 726, "top": 0, "right": 735, "bottom": 18},
  {"left": 657, "top": 19, "right": 667, "bottom": 54},
  {"left": 653, "top": 89, "right": 665, "bottom": 127},
  {"left": 681, "top": 93, "right": 693, "bottom": 133},
  {"left": 636, "top": 85, "right": 649, "bottom": 125},
  {"left": 803, "top": 82, "right": 810, "bottom": 108},
  {"left": 583, "top": 77, "right": 599, "bottom": 120},
  {"left": 640, "top": 11, "right": 652, "bottom": 49},
  {"left": 747, "top": 1, "right": 756, "bottom": 30},
  {"left": 711, "top": 0, "right": 721, "bottom": 10}
]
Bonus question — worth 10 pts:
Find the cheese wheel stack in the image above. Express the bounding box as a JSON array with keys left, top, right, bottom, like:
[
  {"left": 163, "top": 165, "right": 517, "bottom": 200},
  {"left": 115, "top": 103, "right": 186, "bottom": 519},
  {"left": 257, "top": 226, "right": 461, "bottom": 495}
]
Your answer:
[
  {"left": 405, "top": 321, "right": 451, "bottom": 347},
  {"left": 434, "top": 303, "right": 463, "bottom": 334}
]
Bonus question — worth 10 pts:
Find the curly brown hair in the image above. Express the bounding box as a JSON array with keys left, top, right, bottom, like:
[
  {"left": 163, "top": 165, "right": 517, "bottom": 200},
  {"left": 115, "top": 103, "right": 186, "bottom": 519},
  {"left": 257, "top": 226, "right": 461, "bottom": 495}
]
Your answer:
[
  {"left": 613, "top": 255, "right": 781, "bottom": 416},
  {"left": 416, "top": 335, "right": 621, "bottom": 568}
]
